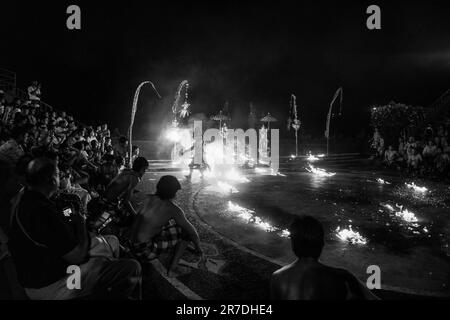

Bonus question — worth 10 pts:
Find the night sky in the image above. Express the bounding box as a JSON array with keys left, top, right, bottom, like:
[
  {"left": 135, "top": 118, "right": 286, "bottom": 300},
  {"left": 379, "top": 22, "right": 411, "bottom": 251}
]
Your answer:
[{"left": 1, "top": 1, "right": 450, "bottom": 139}]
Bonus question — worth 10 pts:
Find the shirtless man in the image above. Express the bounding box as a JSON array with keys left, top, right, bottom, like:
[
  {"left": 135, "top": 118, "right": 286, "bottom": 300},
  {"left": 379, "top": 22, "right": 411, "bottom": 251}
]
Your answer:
[
  {"left": 130, "top": 175, "right": 203, "bottom": 276},
  {"left": 104, "top": 156, "right": 148, "bottom": 216},
  {"left": 271, "top": 216, "right": 378, "bottom": 300}
]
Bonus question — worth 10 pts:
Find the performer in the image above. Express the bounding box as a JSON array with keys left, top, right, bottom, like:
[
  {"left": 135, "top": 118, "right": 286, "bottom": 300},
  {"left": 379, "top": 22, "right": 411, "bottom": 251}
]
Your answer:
[{"left": 180, "top": 140, "right": 212, "bottom": 180}]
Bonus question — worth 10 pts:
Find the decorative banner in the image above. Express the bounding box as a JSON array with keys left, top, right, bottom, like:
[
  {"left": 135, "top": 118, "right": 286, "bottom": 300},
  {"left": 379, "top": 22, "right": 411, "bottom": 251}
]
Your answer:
[
  {"left": 180, "top": 82, "right": 190, "bottom": 118},
  {"left": 128, "top": 81, "right": 161, "bottom": 167},
  {"left": 291, "top": 94, "right": 298, "bottom": 120},
  {"left": 324, "top": 87, "right": 343, "bottom": 139},
  {"left": 290, "top": 94, "right": 301, "bottom": 156},
  {"left": 172, "top": 80, "right": 189, "bottom": 120}
]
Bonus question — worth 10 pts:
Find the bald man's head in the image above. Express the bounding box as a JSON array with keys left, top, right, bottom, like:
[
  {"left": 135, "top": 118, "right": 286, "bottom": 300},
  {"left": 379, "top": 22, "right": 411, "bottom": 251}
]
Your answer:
[{"left": 26, "top": 157, "right": 59, "bottom": 192}]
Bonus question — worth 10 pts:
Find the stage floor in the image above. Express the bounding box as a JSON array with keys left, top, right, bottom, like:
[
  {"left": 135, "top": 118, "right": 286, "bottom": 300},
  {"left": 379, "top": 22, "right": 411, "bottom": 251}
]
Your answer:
[{"left": 136, "top": 163, "right": 450, "bottom": 298}]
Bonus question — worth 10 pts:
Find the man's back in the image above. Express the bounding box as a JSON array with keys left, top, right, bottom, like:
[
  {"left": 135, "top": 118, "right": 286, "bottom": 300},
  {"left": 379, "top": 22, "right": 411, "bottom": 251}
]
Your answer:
[
  {"left": 131, "top": 195, "right": 179, "bottom": 243},
  {"left": 104, "top": 169, "right": 139, "bottom": 202},
  {"left": 9, "top": 190, "right": 77, "bottom": 288},
  {"left": 271, "top": 260, "right": 365, "bottom": 300}
]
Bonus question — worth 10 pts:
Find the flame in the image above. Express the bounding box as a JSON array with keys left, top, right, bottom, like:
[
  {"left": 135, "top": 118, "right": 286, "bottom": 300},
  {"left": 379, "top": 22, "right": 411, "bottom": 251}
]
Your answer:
[
  {"left": 306, "top": 164, "right": 336, "bottom": 177},
  {"left": 227, "top": 201, "right": 277, "bottom": 232},
  {"left": 394, "top": 205, "right": 419, "bottom": 223},
  {"left": 381, "top": 202, "right": 423, "bottom": 230},
  {"left": 336, "top": 226, "right": 367, "bottom": 245},
  {"left": 225, "top": 168, "right": 250, "bottom": 183},
  {"left": 279, "top": 229, "right": 291, "bottom": 238},
  {"left": 306, "top": 152, "right": 320, "bottom": 162},
  {"left": 255, "top": 167, "right": 267, "bottom": 174},
  {"left": 217, "top": 181, "right": 239, "bottom": 194},
  {"left": 405, "top": 182, "right": 428, "bottom": 193},
  {"left": 381, "top": 203, "right": 395, "bottom": 212},
  {"left": 228, "top": 201, "right": 254, "bottom": 220},
  {"left": 377, "top": 178, "right": 391, "bottom": 185}
]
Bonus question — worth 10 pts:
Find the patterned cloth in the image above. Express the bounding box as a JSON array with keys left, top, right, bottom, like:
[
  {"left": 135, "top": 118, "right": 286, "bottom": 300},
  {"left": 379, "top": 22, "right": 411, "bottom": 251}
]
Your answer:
[{"left": 131, "top": 222, "right": 183, "bottom": 260}]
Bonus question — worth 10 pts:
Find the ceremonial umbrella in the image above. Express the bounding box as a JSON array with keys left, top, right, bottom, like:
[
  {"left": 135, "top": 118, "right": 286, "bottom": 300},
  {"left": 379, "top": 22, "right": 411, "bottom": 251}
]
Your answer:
[
  {"left": 260, "top": 113, "right": 277, "bottom": 130},
  {"left": 211, "top": 110, "right": 229, "bottom": 129}
]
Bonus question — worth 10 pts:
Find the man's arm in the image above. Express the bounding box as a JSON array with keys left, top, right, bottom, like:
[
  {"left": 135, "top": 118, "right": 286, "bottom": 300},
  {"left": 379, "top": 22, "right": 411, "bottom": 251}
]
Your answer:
[
  {"left": 171, "top": 206, "right": 202, "bottom": 253},
  {"left": 122, "top": 177, "right": 140, "bottom": 215},
  {"left": 41, "top": 207, "right": 89, "bottom": 265},
  {"left": 270, "top": 273, "right": 282, "bottom": 300},
  {"left": 62, "top": 215, "right": 89, "bottom": 265},
  {"left": 341, "top": 270, "right": 380, "bottom": 300}
]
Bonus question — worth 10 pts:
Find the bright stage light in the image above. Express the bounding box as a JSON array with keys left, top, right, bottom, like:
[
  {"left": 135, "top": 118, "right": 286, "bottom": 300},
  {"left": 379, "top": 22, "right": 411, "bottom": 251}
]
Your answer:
[
  {"left": 217, "top": 181, "right": 239, "bottom": 194},
  {"left": 165, "top": 128, "right": 181, "bottom": 142}
]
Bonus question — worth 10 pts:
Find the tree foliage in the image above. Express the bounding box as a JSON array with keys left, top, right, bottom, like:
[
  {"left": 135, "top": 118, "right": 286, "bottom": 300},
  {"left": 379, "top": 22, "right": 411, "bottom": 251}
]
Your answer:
[{"left": 370, "top": 101, "right": 427, "bottom": 142}]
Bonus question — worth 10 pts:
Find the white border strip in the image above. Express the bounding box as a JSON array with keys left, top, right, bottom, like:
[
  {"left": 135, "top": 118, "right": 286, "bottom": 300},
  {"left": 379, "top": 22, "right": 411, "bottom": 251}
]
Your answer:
[{"left": 150, "top": 259, "right": 204, "bottom": 300}]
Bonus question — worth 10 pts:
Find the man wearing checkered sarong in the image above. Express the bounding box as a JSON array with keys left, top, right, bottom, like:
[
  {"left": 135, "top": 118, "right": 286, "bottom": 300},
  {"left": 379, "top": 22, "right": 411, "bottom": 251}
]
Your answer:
[{"left": 130, "top": 176, "right": 203, "bottom": 276}]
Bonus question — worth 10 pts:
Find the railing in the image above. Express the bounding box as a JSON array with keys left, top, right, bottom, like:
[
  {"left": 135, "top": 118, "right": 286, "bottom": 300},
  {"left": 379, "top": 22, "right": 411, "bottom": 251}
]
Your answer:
[
  {"left": 0, "top": 68, "right": 16, "bottom": 93},
  {"left": 14, "top": 88, "right": 86, "bottom": 127},
  {"left": 430, "top": 89, "right": 450, "bottom": 110},
  {"left": 428, "top": 89, "right": 450, "bottom": 124},
  {"left": 0, "top": 66, "right": 86, "bottom": 127}
]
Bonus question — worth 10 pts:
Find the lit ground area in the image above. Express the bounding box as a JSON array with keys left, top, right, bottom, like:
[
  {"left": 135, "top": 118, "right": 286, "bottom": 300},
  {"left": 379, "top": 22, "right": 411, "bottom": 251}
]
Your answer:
[{"left": 135, "top": 157, "right": 450, "bottom": 299}]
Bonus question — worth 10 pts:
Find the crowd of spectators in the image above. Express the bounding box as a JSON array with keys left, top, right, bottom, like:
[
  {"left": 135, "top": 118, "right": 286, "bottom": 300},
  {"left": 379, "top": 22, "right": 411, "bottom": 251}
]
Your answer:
[
  {"left": 0, "top": 86, "right": 137, "bottom": 196},
  {"left": 0, "top": 83, "right": 150, "bottom": 299},
  {"left": 370, "top": 122, "right": 450, "bottom": 178}
]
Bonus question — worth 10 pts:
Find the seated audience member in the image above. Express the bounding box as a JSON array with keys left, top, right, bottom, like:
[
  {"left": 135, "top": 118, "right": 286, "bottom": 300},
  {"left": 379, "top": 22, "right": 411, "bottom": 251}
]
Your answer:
[
  {"left": 130, "top": 175, "right": 203, "bottom": 276},
  {"left": 113, "top": 136, "right": 128, "bottom": 159},
  {"left": 383, "top": 145, "right": 398, "bottom": 166},
  {"left": 101, "top": 124, "right": 111, "bottom": 138},
  {"left": 115, "top": 155, "right": 125, "bottom": 172},
  {"left": 131, "top": 145, "right": 140, "bottom": 163},
  {"left": 0, "top": 126, "right": 29, "bottom": 165},
  {"left": 377, "top": 137, "right": 385, "bottom": 157},
  {"left": 405, "top": 137, "right": 417, "bottom": 155},
  {"left": 97, "top": 154, "right": 119, "bottom": 189},
  {"left": 423, "top": 140, "right": 437, "bottom": 161},
  {"left": 407, "top": 148, "right": 422, "bottom": 172},
  {"left": 9, "top": 158, "right": 142, "bottom": 300},
  {"left": 87, "top": 129, "right": 98, "bottom": 144},
  {"left": 59, "top": 168, "right": 91, "bottom": 213},
  {"left": 271, "top": 216, "right": 378, "bottom": 300},
  {"left": 27, "top": 81, "right": 41, "bottom": 102},
  {"left": 398, "top": 137, "right": 405, "bottom": 157},
  {"left": 72, "top": 141, "right": 98, "bottom": 172},
  {"left": 104, "top": 157, "right": 148, "bottom": 216},
  {"left": 435, "top": 148, "right": 450, "bottom": 174}
]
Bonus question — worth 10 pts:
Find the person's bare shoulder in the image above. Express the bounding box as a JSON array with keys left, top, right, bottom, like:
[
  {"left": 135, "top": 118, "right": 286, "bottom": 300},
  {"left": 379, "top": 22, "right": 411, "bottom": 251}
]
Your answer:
[
  {"left": 325, "top": 265, "right": 357, "bottom": 280},
  {"left": 272, "top": 262, "right": 297, "bottom": 281},
  {"left": 272, "top": 264, "right": 291, "bottom": 276},
  {"left": 168, "top": 201, "right": 184, "bottom": 218}
]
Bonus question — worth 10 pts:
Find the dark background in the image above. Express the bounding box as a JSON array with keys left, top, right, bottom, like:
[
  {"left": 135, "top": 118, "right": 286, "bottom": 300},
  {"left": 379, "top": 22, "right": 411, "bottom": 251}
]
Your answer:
[{"left": 1, "top": 0, "right": 449, "bottom": 139}]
